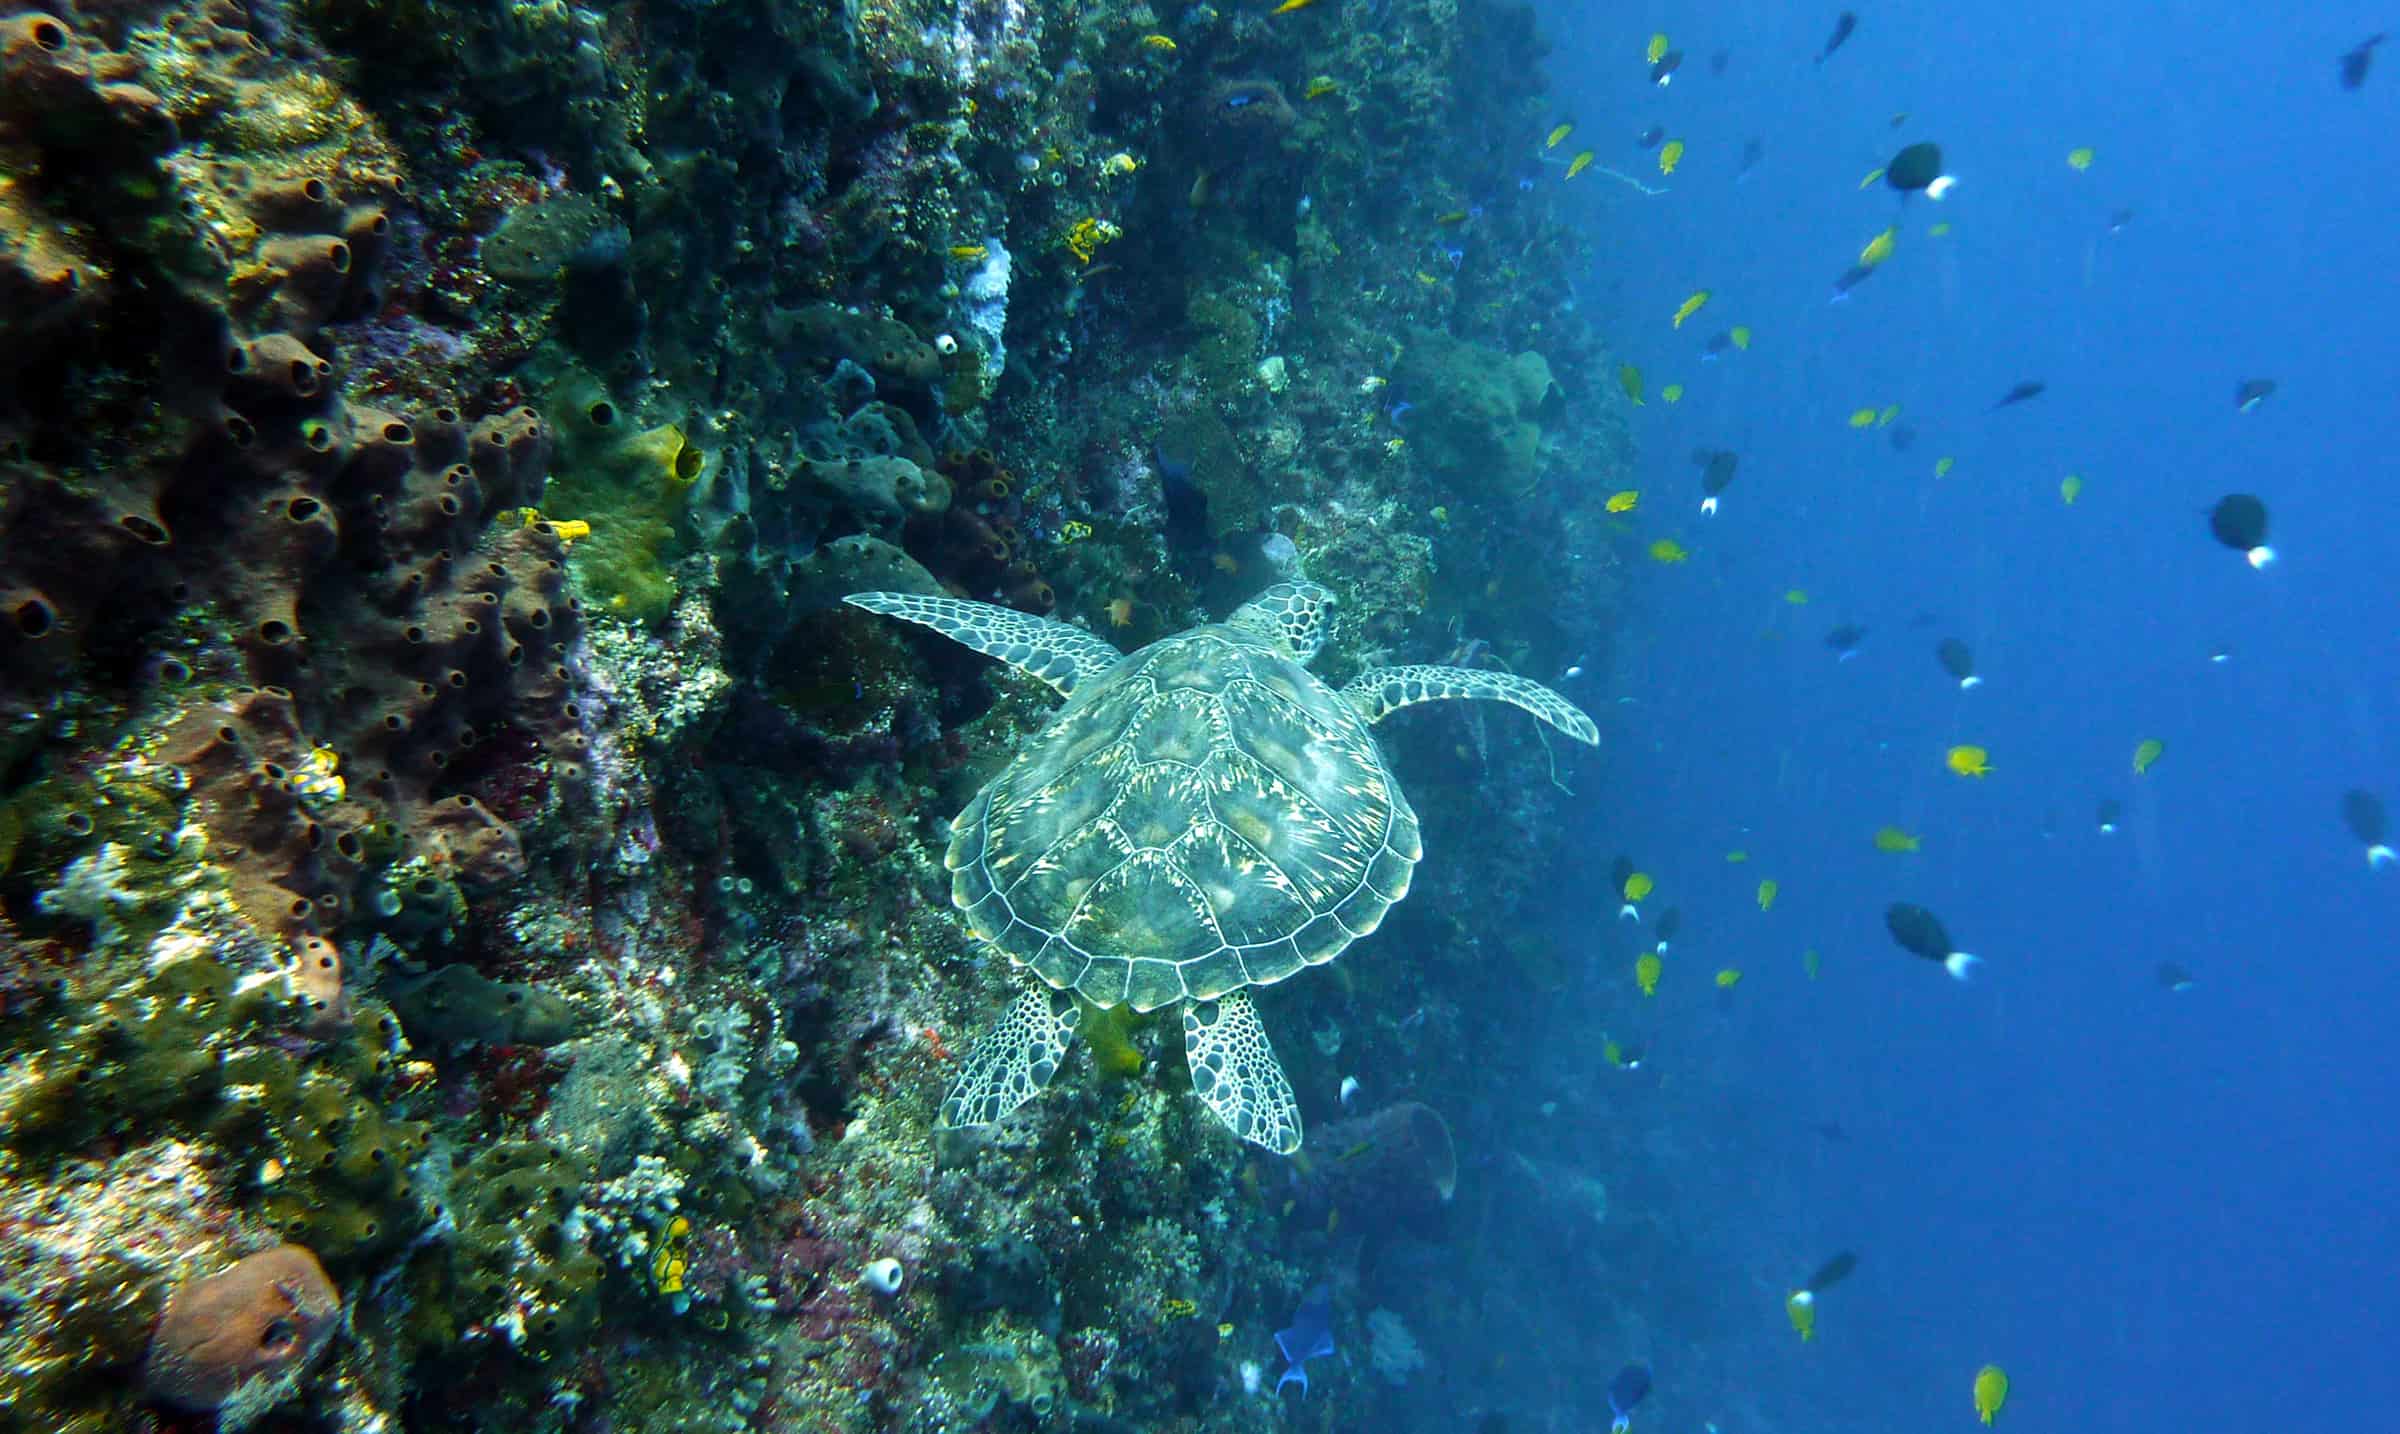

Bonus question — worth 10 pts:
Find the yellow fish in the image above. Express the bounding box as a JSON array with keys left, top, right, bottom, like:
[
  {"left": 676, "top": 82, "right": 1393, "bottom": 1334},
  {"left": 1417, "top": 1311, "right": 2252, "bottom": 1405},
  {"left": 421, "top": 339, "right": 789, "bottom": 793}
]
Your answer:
[
  {"left": 1973, "top": 1365, "right": 2009, "bottom": 1425},
  {"left": 2133, "top": 738, "right": 2165, "bottom": 775},
  {"left": 1803, "top": 947, "right": 1822, "bottom": 979},
  {"left": 1783, "top": 589, "right": 1808, "bottom": 605},
  {"left": 1786, "top": 1290, "right": 1817, "bottom": 1341},
  {"left": 1946, "top": 744, "right": 1993, "bottom": 778},
  {"left": 1648, "top": 538, "right": 1688, "bottom": 564},
  {"left": 653, "top": 1214, "right": 693, "bottom": 1295},
  {"left": 2067, "top": 145, "right": 2095, "bottom": 171},
  {"left": 1729, "top": 326, "right": 1751, "bottom": 350},
  {"left": 1566, "top": 150, "right": 1597, "bottom": 180},
  {"left": 1545, "top": 122, "right": 1574, "bottom": 150},
  {"left": 1647, "top": 32, "right": 1669, "bottom": 63},
  {"left": 1757, "top": 879, "right": 1778, "bottom": 911},
  {"left": 1934, "top": 455, "right": 1956, "bottom": 478},
  {"left": 1435, "top": 209, "right": 1470, "bottom": 226},
  {"left": 1661, "top": 383, "right": 1684, "bottom": 403},
  {"left": 1930, "top": 221, "right": 1953, "bottom": 236},
  {"left": 1270, "top": 0, "right": 1317, "bottom": 13},
  {"left": 1715, "top": 967, "right": 1742, "bottom": 988},
  {"left": 1859, "top": 166, "right": 1886, "bottom": 189},
  {"left": 1873, "top": 825, "right": 1921, "bottom": 853},
  {"left": 1304, "top": 76, "right": 1339, "bottom": 100},
  {"left": 1622, "top": 871, "right": 1655, "bottom": 903},
  {"left": 1726, "top": 848, "right": 1749, "bottom": 863},
  {"left": 949, "top": 244, "right": 989, "bottom": 260},
  {"left": 1859, "top": 226, "right": 1897, "bottom": 267},
  {"left": 1847, "top": 407, "right": 1878, "bottom": 429},
  {"left": 1138, "top": 33, "right": 1177, "bottom": 51},
  {"left": 1607, "top": 489, "right": 1640, "bottom": 513},
  {"left": 1671, "top": 289, "right": 1708, "bottom": 329},
  {"left": 1658, "top": 138, "right": 1685, "bottom": 174},
  {"left": 1635, "top": 951, "right": 1662, "bottom": 996},
  {"left": 1617, "top": 363, "right": 1644, "bottom": 405},
  {"left": 2060, "top": 473, "right": 2083, "bottom": 505},
  {"left": 1602, "top": 1036, "right": 1622, "bottom": 1066},
  {"left": 1876, "top": 404, "right": 1901, "bottom": 428}
]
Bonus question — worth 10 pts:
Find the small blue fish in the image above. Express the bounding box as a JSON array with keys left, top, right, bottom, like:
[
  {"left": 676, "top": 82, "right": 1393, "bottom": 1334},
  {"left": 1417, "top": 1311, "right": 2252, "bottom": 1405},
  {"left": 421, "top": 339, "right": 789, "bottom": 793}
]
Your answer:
[
  {"left": 1275, "top": 1284, "right": 1335, "bottom": 1397},
  {"left": 1609, "top": 1361, "right": 1653, "bottom": 1434}
]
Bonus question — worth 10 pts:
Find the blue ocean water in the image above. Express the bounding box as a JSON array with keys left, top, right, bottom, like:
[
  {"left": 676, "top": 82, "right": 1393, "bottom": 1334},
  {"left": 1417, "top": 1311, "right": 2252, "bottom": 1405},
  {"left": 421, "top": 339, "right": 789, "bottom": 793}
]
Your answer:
[{"left": 1528, "top": 3, "right": 2397, "bottom": 1430}]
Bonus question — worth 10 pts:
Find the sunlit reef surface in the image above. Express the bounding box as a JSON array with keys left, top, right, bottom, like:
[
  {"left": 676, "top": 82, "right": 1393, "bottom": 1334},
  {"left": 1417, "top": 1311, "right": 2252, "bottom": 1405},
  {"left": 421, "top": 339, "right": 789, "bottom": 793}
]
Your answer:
[{"left": 0, "top": 0, "right": 1628, "bottom": 1426}]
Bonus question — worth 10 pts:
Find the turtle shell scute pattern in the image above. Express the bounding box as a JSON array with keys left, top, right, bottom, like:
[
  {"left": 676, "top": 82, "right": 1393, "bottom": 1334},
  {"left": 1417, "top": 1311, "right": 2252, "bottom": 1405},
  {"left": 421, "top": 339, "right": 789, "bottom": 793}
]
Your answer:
[{"left": 947, "top": 627, "right": 1421, "bottom": 1012}]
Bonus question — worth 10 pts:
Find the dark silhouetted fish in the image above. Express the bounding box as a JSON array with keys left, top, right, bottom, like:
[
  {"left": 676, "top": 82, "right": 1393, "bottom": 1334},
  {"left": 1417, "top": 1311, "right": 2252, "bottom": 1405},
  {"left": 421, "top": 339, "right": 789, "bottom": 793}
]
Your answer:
[
  {"left": 1815, "top": 11, "right": 1857, "bottom": 65},
  {"left": 1805, "top": 1251, "right": 1860, "bottom": 1292},
  {"left": 1989, "top": 380, "right": 2046, "bottom": 410},
  {"left": 1654, "top": 906, "right": 1682, "bottom": 952},
  {"left": 1651, "top": 50, "right": 1684, "bottom": 86},
  {"left": 1274, "top": 1284, "right": 1335, "bottom": 1396},
  {"left": 2156, "top": 961, "right": 2197, "bottom": 992},
  {"left": 2096, "top": 798, "right": 2122, "bottom": 834},
  {"left": 1887, "top": 422, "right": 1917, "bottom": 451},
  {"left": 1825, "top": 623, "right": 1867, "bottom": 661},
  {"left": 1886, "top": 141, "right": 1945, "bottom": 192},
  {"left": 1829, "top": 263, "right": 1876, "bottom": 302},
  {"left": 2340, "top": 33, "right": 2385, "bottom": 89},
  {"left": 2342, "top": 789, "right": 2396, "bottom": 867},
  {"left": 1936, "top": 638, "right": 1980, "bottom": 689},
  {"left": 2234, "top": 378, "right": 2277, "bottom": 412},
  {"left": 1810, "top": 1119, "right": 1849, "bottom": 1142},
  {"left": 1736, "top": 137, "right": 1765, "bottom": 181},
  {"left": 1637, "top": 124, "right": 1666, "bottom": 149},
  {"left": 1884, "top": 902, "right": 1980, "bottom": 979},
  {"left": 2107, "top": 207, "right": 2136, "bottom": 234},
  {"left": 1710, "top": 48, "right": 1731, "bottom": 75},
  {"left": 1153, "top": 437, "right": 1215, "bottom": 558},
  {"left": 1697, "top": 448, "right": 1738, "bottom": 514},
  {"left": 2209, "top": 493, "right": 2272, "bottom": 566},
  {"left": 1608, "top": 1363, "right": 1653, "bottom": 1434}
]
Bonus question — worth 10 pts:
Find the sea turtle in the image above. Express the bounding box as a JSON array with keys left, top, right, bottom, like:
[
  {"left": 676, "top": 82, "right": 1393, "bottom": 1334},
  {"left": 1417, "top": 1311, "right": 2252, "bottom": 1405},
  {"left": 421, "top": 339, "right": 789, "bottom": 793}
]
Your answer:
[{"left": 846, "top": 582, "right": 1597, "bottom": 1152}]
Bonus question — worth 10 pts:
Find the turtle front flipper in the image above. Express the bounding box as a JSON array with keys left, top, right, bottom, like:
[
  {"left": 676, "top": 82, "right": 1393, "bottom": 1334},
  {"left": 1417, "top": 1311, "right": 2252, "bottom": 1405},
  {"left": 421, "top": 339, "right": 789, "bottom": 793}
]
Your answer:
[
  {"left": 1183, "top": 990, "right": 1302, "bottom": 1154},
  {"left": 845, "top": 592, "right": 1125, "bottom": 697},
  {"left": 941, "top": 980, "right": 1084, "bottom": 1131},
  {"left": 1342, "top": 664, "right": 1600, "bottom": 746}
]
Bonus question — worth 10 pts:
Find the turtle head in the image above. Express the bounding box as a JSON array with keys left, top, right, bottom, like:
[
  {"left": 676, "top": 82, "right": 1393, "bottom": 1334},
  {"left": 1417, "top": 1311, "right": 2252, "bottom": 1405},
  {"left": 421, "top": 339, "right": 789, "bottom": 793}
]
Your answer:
[{"left": 1229, "top": 581, "right": 1336, "bottom": 665}]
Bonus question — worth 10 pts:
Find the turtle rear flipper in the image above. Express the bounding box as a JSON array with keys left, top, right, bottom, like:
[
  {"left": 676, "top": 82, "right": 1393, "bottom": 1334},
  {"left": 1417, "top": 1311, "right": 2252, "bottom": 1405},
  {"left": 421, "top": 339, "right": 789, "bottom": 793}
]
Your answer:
[
  {"left": 941, "top": 980, "right": 1083, "bottom": 1130},
  {"left": 844, "top": 592, "right": 1125, "bottom": 697},
  {"left": 1183, "top": 990, "right": 1302, "bottom": 1154},
  {"left": 1342, "top": 664, "right": 1600, "bottom": 745}
]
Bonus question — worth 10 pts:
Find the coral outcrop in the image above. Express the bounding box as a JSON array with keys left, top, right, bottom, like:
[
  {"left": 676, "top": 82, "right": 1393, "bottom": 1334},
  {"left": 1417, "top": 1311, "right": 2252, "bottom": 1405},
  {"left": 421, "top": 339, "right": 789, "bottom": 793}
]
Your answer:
[{"left": 141, "top": 1243, "right": 343, "bottom": 1418}]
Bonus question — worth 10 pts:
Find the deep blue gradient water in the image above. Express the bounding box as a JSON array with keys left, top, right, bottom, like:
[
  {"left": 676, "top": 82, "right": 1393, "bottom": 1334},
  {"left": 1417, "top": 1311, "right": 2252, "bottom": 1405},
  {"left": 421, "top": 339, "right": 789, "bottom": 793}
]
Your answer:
[{"left": 1529, "top": 3, "right": 2397, "bottom": 1430}]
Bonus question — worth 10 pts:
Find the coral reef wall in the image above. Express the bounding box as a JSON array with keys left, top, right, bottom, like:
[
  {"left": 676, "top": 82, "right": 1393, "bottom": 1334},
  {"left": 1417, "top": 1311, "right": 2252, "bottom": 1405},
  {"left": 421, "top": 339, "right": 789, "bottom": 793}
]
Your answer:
[{"left": 0, "top": 0, "right": 1629, "bottom": 1426}]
